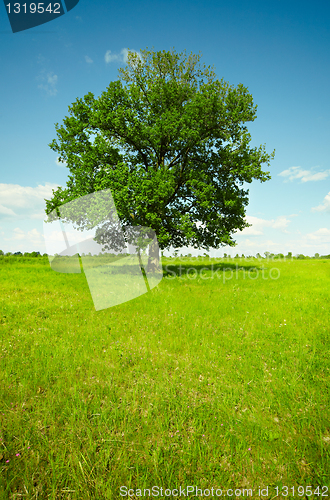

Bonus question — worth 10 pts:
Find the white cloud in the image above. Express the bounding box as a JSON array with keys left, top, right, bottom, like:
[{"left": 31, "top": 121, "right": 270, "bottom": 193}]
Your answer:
[
  {"left": 304, "top": 172, "right": 330, "bottom": 181},
  {"left": 278, "top": 166, "right": 330, "bottom": 183},
  {"left": 28, "top": 228, "right": 44, "bottom": 241},
  {"left": 311, "top": 192, "right": 330, "bottom": 212},
  {"left": 105, "top": 50, "right": 119, "bottom": 63},
  {"left": 121, "top": 48, "right": 129, "bottom": 63},
  {"left": 240, "top": 215, "right": 291, "bottom": 235},
  {"left": 12, "top": 228, "right": 25, "bottom": 240},
  {"left": 85, "top": 55, "right": 93, "bottom": 64},
  {"left": 242, "top": 239, "right": 279, "bottom": 249},
  {"left": 305, "top": 228, "right": 330, "bottom": 242},
  {"left": 0, "top": 183, "right": 61, "bottom": 220},
  {"left": 0, "top": 205, "right": 16, "bottom": 216},
  {"left": 105, "top": 48, "right": 142, "bottom": 64},
  {"left": 272, "top": 216, "right": 290, "bottom": 231},
  {"left": 240, "top": 216, "right": 265, "bottom": 235},
  {"left": 4, "top": 227, "right": 45, "bottom": 246},
  {"left": 47, "top": 73, "right": 57, "bottom": 85},
  {"left": 37, "top": 71, "right": 58, "bottom": 96}
]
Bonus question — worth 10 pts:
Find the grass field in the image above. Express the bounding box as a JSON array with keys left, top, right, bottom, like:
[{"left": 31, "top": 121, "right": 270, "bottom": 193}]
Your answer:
[{"left": 1, "top": 255, "right": 330, "bottom": 499}]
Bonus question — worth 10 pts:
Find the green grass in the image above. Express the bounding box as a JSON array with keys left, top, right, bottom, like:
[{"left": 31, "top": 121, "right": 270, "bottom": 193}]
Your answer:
[{"left": 1, "top": 255, "right": 330, "bottom": 499}]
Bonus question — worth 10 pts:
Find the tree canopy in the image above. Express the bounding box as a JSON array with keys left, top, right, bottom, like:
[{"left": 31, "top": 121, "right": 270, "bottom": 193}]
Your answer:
[{"left": 45, "top": 47, "right": 275, "bottom": 261}]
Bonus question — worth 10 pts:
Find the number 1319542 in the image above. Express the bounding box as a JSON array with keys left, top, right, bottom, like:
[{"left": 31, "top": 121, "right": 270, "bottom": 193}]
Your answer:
[{"left": 5, "top": 3, "right": 61, "bottom": 14}]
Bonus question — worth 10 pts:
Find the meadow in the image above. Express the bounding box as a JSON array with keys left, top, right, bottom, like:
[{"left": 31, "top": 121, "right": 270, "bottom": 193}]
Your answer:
[{"left": 0, "top": 254, "right": 330, "bottom": 499}]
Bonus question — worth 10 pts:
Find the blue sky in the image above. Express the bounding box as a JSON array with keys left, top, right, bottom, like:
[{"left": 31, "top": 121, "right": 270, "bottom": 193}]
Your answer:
[{"left": 0, "top": 0, "right": 330, "bottom": 257}]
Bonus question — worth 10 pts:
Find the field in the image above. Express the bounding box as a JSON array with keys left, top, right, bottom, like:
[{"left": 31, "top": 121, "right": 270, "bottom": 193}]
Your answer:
[{"left": 0, "top": 255, "right": 330, "bottom": 499}]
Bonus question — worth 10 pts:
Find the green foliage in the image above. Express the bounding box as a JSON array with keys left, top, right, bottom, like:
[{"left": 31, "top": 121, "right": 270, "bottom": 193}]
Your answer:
[{"left": 45, "top": 47, "right": 274, "bottom": 253}]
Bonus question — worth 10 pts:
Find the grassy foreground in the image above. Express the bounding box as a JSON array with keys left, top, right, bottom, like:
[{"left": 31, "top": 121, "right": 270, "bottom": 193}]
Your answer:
[{"left": 0, "top": 255, "right": 330, "bottom": 499}]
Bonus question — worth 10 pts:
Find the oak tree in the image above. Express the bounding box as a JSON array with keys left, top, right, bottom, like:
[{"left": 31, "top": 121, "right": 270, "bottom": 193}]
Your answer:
[{"left": 45, "top": 47, "right": 274, "bottom": 269}]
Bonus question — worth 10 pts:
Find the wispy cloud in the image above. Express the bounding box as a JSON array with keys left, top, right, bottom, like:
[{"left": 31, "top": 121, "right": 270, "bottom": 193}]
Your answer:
[
  {"left": 4, "top": 227, "right": 45, "bottom": 246},
  {"left": 240, "top": 215, "right": 291, "bottom": 235},
  {"left": 228, "top": 215, "right": 330, "bottom": 256},
  {"left": 311, "top": 192, "right": 330, "bottom": 212},
  {"left": 104, "top": 48, "right": 142, "bottom": 64},
  {"left": 305, "top": 227, "right": 330, "bottom": 242},
  {"left": 12, "top": 228, "right": 25, "bottom": 240},
  {"left": 278, "top": 166, "right": 330, "bottom": 182},
  {"left": 0, "top": 205, "right": 16, "bottom": 216},
  {"left": 37, "top": 54, "right": 46, "bottom": 65},
  {"left": 85, "top": 55, "right": 93, "bottom": 64},
  {"left": 37, "top": 70, "right": 58, "bottom": 96}
]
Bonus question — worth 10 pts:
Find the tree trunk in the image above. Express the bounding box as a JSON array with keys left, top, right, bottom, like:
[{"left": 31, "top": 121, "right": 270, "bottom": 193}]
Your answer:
[{"left": 147, "top": 237, "right": 160, "bottom": 273}]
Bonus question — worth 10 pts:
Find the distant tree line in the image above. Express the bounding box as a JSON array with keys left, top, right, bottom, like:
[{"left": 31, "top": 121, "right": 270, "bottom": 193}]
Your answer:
[
  {"left": 1, "top": 250, "right": 330, "bottom": 259},
  {"left": 169, "top": 252, "right": 330, "bottom": 260},
  {"left": 0, "top": 251, "right": 46, "bottom": 257}
]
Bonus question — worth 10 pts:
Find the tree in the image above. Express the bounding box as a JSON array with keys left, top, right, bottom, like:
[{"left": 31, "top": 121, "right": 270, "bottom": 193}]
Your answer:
[{"left": 45, "top": 47, "right": 275, "bottom": 270}]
